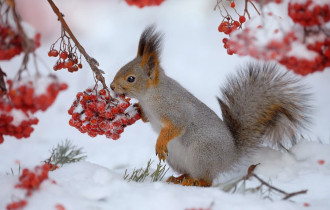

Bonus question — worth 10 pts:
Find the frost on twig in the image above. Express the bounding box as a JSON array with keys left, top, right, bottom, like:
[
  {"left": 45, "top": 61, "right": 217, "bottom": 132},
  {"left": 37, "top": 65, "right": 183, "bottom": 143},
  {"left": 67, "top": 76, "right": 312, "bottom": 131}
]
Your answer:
[
  {"left": 123, "top": 159, "right": 169, "bottom": 183},
  {"left": 44, "top": 140, "right": 86, "bottom": 169},
  {"left": 218, "top": 164, "right": 307, "bottom": 201}
]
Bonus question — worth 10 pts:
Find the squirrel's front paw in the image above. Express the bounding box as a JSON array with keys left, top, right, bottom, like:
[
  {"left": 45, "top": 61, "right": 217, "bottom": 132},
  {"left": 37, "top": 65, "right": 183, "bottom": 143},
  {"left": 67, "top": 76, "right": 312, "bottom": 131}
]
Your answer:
[{"left": 156, "top": 140, "right": 168, "bottom": 161}]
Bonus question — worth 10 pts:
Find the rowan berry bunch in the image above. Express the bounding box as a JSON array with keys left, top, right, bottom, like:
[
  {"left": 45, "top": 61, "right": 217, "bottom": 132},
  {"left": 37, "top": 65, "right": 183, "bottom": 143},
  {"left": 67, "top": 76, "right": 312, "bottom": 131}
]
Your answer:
[
  {"left": 0, "top": 75, "right": 67, "bottom": 143},
  {"left": 6, "top": 163, "right": 57, "bottom": 209},
  {"left": 218, "top": 16, "right": 242, "bottom": 35},
  {"left": 6, "top": 75, "right": 68, "bottom": 113},
  {"left": 15, "top": 163, "right": 53, "bottom": 196},
  {"left": 215, "top": 0, "right": 259, "bottom": 37},
  {"left": 278, "top": 31, "right": 330, "bottom": 75},
  {"left": 48, "top": 30, "right": 82, "bottom": 73},
  {"left": 219, "top": 0, "right": 330, "bottom": 75},
  {"left": 68, "top": 87, "right": 140, "bottom": 140},
  {"left": 6, "top": 199, "right": 27, "bottom": 210},
  {"left": 0, "top": 99, "right": 39, "bottom": 143},
  {"left": 288, "top": 0, "right": 330, "bottom": 27},
  {"left": 125, "top": 0, "right": 165, "bottom": 8},
  {"left": 0, "top": 24, "right": 41, "bottom": 61}
]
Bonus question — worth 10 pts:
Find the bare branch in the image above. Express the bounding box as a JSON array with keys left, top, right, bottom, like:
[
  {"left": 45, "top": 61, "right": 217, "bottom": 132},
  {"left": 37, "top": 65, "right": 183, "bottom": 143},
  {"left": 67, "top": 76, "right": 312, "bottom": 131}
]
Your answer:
[{"left": 46, "top": 0, "right": 109, "bottom": 91}]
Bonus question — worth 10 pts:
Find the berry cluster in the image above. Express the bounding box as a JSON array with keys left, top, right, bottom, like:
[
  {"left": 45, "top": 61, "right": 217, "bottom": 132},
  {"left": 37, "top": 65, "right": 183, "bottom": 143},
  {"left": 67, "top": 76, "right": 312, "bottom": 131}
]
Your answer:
[
  {"left": 222, "top": 9, "right": 330, "bottom": 75},
  {"left": 289, "top": 1, "right": 330, "bottom": 27},
  {"left": 49, "top": 48, "right": 82, "bottom": 72},
  {"left": 0, "top": 106, "right": 39, "bottom": 142},
  {"left": 0, "top": 25, "right": 23, "bottom": 60},
  {"left": 125, "top": 0, "right": 165, "bottom": 8},
  {"left": 0, "top": 75, "right": 67, "bottom": 143},
  {"left": 68, "top": 87, "right": 140, "bottom": 140},
  {"left": 218, "top": 19, "right": 241, "bottom": 35},
  {"left": 48, "top": 30, "right": 83, "bottom": 73},
  {"left": 0, "top": 24, "right": 40, "bottom": 61},
  {"left": 6, "top": 76, "right": 68, "bottom": 113},
  {"left": 15, "top": 163, "right": 52, "bottom": 196},
  {"left": 6, "top": 200, "right": 27, "bottom": 210},
  {"left": 6, "top": 163, "right": 58, "bottom": 210}
]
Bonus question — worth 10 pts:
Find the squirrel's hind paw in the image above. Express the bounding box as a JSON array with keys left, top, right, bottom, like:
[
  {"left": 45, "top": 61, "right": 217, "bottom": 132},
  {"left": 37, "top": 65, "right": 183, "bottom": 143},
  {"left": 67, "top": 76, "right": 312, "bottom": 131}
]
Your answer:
[{"left": 167, "top": 174, "right": 212, "bottom": 187}]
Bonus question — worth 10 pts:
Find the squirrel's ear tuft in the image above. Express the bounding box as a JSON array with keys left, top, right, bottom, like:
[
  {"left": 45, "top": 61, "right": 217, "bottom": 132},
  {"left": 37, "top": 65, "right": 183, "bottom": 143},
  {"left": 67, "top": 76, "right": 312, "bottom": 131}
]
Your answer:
[{"left": 137, "top": 25, "right": 163, "bottom": 74}]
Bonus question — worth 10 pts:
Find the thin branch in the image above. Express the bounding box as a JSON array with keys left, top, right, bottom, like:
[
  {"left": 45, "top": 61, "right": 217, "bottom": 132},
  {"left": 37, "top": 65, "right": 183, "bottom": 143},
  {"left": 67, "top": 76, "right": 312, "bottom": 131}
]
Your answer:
[
  {"left": 244, "top": 0, "right": 251, "bottom": 19},
  {"left": 0, "top": 67, "right": 7, "bottom": 94},
  {"left": 248, "top": 0, "right": 261, "bottom": 16},
  {"left": 10, "top": 0, "right": 34, "bottom": 53},
  {"left": 46, "top": 0, "right": 109, "bottom": 91},
  {"left": 220, "top": 164, "right": 308, "bottom": 201},
  {"left": 246, "top": 164, "right": 308, "bottom": 200}
]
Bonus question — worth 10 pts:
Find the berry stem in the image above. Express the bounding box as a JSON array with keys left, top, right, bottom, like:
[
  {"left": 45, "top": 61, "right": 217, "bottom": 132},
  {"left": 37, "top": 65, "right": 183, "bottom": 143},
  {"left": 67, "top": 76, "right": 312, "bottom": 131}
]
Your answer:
[
  {"left": 46, "top": 0, "right": 109, "bottom": 91},
  {"left": 248, "top": 0, "right": 260, "bottom": 16},
  {"left": 9, "top": 0, "right": 35, "bottom": 53},
  {"left": 0, "top": 67, "right": 7, "bottom": 94}
]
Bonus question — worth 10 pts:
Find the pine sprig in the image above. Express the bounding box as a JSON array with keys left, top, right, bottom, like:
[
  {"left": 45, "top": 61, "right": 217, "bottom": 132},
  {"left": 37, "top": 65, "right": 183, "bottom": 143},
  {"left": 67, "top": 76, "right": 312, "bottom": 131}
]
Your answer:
[
  {"left": 124, "top": 159, "right": 169, "bottom": 183},
  {"left": 45, "top": 140, "right": 86, "bottom": 168}
]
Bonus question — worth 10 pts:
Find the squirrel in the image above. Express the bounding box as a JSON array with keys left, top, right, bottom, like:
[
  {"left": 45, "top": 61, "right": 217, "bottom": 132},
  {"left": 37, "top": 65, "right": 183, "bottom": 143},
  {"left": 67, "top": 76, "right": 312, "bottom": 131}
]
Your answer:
[{"left": 110, "top": 26, "right": 310, "bottom": 187}]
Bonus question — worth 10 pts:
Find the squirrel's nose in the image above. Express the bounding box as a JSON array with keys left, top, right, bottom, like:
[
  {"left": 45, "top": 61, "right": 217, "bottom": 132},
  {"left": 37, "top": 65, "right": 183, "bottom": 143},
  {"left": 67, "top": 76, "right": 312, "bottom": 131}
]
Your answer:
[{"left": 110, "top": 83, "right": 115, "bottom": 91}]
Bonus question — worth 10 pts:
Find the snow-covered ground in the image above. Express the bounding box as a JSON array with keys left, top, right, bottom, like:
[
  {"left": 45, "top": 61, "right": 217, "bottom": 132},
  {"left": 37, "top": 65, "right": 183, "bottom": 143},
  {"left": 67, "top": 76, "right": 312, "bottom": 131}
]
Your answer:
[{"left": 1, "top": 0, "right": 330, "bottom": 209}]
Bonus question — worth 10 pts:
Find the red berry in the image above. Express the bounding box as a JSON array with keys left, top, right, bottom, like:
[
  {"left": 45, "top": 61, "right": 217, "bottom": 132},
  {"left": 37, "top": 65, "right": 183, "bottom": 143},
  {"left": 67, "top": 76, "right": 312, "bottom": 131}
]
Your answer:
[
  {"left": 239, "top": 16, "right": 246, "bottom": 23},
  {"left": 231, "top": 2, "right": 235, "bottom": 8},
  {"left": 60, "top": 51, "right": 68, "bottom": 60},
  {"left": 303, "top": 203, "right": 310, "bottom": 207}
]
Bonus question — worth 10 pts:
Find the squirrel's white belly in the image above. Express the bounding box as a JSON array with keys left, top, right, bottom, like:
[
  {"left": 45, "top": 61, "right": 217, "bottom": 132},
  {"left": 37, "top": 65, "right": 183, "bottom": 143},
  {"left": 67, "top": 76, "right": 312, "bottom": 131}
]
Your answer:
[{"left": 166, "top": 136, "right": 191, "bottom": 174}]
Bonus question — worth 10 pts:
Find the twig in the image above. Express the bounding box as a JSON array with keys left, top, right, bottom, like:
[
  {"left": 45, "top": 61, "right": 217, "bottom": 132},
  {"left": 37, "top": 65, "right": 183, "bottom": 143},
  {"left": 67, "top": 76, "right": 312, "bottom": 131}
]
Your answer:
[
  {"left": 220, "top": 164, "right": 308, "bottom": 201},
  {"left": 0, "top": 67, "right": 7, "bottom": 94},
  {"left": 248, "top": 0, "right": 261, "bottom": 16},
  {"left": 245, "top": 164, "right": 308, "bottom": 200},
  {"left": 244, "top": 0, "right": 251, "bottom": 19},
  {"left": 46, "top": 0, "right": 109, "bottom": 91},
  {"left": 9, "top": 0, "right": 35, "bottom": 53}
]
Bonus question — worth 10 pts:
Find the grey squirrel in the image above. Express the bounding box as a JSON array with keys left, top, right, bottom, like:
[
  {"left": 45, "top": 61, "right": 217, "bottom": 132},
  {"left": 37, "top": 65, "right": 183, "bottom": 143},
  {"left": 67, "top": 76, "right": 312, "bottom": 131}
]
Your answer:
[{"left": 110, "top": 26, "right": 310, "bottom": 187}]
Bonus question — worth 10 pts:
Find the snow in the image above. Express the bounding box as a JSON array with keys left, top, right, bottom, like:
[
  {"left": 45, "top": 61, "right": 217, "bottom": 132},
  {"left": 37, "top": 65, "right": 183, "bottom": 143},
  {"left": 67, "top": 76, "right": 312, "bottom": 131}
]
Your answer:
[{"left": 1, "top": 0, "right": 330, "bottom": 210}]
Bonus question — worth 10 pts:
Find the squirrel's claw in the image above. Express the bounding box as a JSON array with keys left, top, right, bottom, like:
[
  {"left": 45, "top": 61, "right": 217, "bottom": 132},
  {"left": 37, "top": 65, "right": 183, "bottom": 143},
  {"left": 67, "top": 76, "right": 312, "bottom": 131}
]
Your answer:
[{"left": 156, "top": 143, "right": 168, "bottom": 161}]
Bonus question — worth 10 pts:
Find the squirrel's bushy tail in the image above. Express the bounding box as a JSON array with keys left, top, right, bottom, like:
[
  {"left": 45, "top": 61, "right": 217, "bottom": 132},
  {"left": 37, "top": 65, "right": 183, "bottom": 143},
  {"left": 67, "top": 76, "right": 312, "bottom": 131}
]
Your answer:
[{"left": 218, "top": 63, "right": 310, "bottom": 152}]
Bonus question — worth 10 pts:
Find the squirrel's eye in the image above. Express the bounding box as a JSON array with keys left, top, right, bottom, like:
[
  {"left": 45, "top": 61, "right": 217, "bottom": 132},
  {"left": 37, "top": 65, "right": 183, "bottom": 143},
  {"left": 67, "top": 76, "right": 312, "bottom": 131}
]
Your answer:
[{"left": 127, "top": 76, "right": 135, "bottom": 83}]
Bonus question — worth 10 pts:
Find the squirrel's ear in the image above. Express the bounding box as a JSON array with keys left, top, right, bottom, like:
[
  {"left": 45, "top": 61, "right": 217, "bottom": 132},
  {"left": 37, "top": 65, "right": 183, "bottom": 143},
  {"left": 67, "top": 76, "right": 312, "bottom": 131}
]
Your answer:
[
  {"left": 141, "top": 52, "right": 159, "bottom": 79},
  {"left": 137, "top": 26, "right": 163, "bottom": 80}
]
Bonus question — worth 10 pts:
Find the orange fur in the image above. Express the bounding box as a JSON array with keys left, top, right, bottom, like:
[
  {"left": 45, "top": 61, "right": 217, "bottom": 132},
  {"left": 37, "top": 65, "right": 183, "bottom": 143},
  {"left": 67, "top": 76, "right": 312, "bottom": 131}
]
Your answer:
[
  {"left": 156, "top": 118, "right": 182, "bottom": 161},
  {"left": 166, "top": 174, "right": 189, "bottom": 184},
  {"left": 167, "top": 174, "right": 211, "bottom": 187},
  {"left": 181, "top": 177, "right": 211, "bottom": 187},
  {"left": 256, "top": 103, "right": 294, "bottom": 126}
]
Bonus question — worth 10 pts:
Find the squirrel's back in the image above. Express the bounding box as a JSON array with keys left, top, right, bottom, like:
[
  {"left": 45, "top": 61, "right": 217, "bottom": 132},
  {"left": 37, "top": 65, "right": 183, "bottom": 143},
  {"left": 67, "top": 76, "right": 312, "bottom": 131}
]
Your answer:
[{"left": 218, "top": 63, "right": 310, "bottom": 153}]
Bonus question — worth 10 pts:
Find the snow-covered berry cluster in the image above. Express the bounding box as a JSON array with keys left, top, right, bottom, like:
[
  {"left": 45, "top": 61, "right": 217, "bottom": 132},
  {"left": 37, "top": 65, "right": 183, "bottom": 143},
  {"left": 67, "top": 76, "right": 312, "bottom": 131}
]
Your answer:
[
  {"left": 0, "top": 75, "right": 67, "bottom": 143},
  {"left": 6, "top": 163, "right": 59, "bottom": 210},
  {"left": 125, "top": 0, "right": 165, "bottom": 8},
  {"left": 15, "top": 163, "right": 53, "bottom": 196},
  {"left": 0, "top": 106, "right": 39, "bottom": 143},
  {"left": 6, "top": 76, "right": 68, "bottom": 113},
  {"left": 68, "top": 87, "right": 140, "bottom": 140},
  {"left": 221, "top": 0, "right": 330, "bottom": 76},
  {"left": 0, "top": 24, "right": 40, "bottom": 60},
  {"left": 6, "top": 199, "right": 27, "bottom": 210},
  {"left": 288, "top": 1, "right": 330, "bottom": 27}
]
